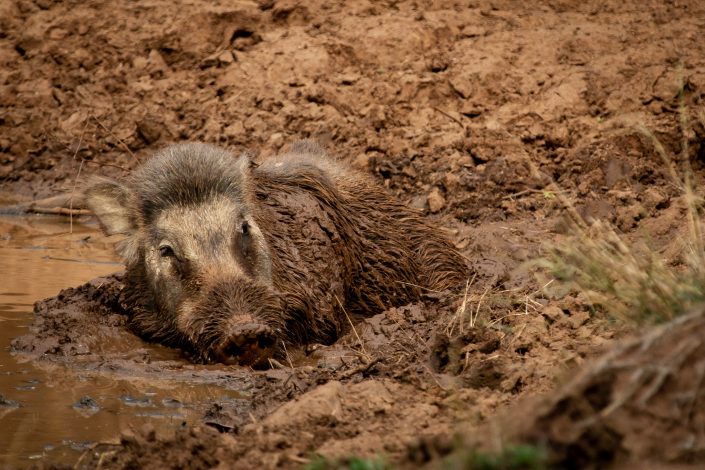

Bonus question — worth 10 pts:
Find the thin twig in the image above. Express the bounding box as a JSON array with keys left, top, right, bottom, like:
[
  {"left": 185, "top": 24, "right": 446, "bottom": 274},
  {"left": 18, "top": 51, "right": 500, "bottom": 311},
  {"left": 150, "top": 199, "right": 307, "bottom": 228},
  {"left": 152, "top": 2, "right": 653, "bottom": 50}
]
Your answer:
[
  {"left": 336, "top": 357, "right": 381, "bottom": 380},
  {"left": 471, "top": 284, "right": 492, "bottom": 328},
  {"left": 26, "top": 207, "right": 92, "bottom": 216},
  {"left": 432, "top": 106, "right": 465, "bottom": 128},
  {"left": 281, "top": 340, "right": 294, "bottom": 369},
  {"left": 82, "top": 160, "right": 130, "bottom": 172},
  {"left": 449, "top": 278, "right": 472, "bottom": 336},
  {"left": 92, "top": 115, "right": 139, "bottom": 165},
  {"left": 501, "top": 188, "right": 571, "bottom": 200},
  {"left": 334, "top": 294, "right": 370, "bottom": 359},
  {"left": 69, "top": 158, "right": 85, "bottom": 234},
  {"left": 69, "top": 118, "right": 89, "bottom": 233}
]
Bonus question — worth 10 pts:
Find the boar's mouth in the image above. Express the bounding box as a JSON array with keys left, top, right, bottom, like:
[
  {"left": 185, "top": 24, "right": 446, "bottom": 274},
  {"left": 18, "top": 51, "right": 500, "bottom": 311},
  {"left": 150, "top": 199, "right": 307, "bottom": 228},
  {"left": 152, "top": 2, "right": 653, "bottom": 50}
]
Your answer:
[{"left": 212, "top": 321, "right": 278, "bottom": 368}]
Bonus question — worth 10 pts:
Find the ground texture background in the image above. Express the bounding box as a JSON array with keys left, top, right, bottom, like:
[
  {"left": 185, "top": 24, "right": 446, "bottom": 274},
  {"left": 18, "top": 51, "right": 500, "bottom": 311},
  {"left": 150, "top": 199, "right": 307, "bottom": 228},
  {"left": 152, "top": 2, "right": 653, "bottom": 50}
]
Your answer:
[{"left": 2, "top": 0, "right": 705, "bottom": 468}]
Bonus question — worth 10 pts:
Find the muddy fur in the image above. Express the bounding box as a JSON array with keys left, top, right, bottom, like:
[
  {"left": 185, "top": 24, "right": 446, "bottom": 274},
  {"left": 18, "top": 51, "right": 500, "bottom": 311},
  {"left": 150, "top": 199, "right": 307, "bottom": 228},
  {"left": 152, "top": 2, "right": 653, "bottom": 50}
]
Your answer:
[
  {"left": 86, "top": 140, "right": 468, "bottom": 363},
  {"left": 253, "top": 145, "right": 469, "bottom": 344}
]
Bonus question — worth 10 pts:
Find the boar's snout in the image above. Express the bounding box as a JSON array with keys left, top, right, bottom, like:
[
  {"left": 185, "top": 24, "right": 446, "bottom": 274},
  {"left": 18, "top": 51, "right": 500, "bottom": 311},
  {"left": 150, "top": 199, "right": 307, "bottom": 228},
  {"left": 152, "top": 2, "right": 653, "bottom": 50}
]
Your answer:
[
  {"left": 213, "top": 322, "right": 277, "bottom": 368},
  {"left": 185, "top": 277, "right": 284, "bottom": 368}
]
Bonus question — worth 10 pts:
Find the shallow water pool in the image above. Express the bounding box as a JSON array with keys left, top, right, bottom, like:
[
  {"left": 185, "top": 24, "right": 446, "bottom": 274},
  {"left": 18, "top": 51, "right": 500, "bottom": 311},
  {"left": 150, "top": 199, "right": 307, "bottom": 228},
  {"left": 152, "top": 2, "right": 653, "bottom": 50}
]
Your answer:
[{"left": 0, "top": 215, "right": 245, "bottom": 467}]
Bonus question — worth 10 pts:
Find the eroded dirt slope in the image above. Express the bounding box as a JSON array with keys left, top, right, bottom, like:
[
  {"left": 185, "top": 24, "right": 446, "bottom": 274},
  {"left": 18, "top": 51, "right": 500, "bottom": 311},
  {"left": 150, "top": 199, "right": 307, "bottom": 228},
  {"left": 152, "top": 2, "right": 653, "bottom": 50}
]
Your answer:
[{"left": 3, "top": 0, "right": 705, "bottom": 468}]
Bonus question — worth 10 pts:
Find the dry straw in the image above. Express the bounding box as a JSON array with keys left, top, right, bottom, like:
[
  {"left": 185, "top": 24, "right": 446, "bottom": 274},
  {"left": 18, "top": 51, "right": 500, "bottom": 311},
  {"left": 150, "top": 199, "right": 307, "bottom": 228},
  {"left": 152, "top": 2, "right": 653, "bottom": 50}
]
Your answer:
[{"left": 537, "top": 77, "right": 705, "bottom": 324}]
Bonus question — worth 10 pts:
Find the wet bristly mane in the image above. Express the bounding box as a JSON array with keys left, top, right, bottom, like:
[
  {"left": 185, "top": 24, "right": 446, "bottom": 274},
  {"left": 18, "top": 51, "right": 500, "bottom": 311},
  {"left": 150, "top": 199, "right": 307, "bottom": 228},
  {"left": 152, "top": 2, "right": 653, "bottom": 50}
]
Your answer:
[{"left": 130, "top": 143, "right": 251, "bottom": 225}]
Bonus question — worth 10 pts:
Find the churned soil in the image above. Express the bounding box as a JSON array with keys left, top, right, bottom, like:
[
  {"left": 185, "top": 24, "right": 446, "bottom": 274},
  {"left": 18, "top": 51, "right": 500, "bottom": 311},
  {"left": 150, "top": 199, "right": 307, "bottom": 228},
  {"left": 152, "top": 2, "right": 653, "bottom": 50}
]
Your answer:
[{"left": 3, "top": 0, "right": 705, "bottom": 468}]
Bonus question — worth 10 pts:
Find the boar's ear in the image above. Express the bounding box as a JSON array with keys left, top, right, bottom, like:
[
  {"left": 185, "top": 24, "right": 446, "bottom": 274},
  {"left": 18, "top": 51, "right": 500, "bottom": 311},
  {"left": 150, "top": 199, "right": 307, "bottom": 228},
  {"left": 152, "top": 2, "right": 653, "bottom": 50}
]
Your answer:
[{"left": 83, "top": 178, "right": 135, "bottom": 235}]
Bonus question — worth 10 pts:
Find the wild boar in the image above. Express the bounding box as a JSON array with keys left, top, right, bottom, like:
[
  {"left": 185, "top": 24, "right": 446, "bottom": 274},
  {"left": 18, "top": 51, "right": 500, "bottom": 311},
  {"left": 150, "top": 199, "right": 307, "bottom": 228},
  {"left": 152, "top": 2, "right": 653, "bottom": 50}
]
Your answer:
[{"left": 84, "top": 141, "right": 467, "bottom": 366}]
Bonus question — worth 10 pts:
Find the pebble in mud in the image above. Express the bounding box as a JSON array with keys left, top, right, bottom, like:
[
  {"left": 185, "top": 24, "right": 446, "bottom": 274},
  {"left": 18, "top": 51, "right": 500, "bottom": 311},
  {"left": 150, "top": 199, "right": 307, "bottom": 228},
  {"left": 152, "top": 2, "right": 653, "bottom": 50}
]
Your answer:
[
  {"left": 0, "top": 393, "right": 20, "bottom": 408},
  {"left": 203, "top": 403, "right": 238, "bottom": 433},
  {"left": 161, "top": 398, "right": 183, "bottom": 408},
  {"left": 0, "top": 394, "right": 21, "bottom": 420},
  {"left": 73, "top": 396, "right": 100, "bottom": 416},
  {"left": 427, "top": 187, "right": 446, "bottom": 213}
]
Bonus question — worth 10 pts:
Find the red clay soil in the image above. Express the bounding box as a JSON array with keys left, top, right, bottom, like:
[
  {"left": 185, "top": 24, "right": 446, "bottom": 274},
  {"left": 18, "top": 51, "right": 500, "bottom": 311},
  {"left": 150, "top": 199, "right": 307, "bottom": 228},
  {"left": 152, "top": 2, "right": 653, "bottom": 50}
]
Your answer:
[{"left": 3, "top": 0, "right": 705, "bottom": 468}]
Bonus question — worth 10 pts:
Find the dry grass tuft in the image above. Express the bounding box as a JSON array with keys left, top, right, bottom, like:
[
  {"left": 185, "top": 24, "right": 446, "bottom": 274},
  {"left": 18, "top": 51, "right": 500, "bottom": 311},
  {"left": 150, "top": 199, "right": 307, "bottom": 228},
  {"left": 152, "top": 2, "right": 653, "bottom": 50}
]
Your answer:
[
  {"left": 536, "top": 218, "right": 705, "bottom": 323},
  {"left": 537, "top": 77, "right": 705, "bottom": 324}
]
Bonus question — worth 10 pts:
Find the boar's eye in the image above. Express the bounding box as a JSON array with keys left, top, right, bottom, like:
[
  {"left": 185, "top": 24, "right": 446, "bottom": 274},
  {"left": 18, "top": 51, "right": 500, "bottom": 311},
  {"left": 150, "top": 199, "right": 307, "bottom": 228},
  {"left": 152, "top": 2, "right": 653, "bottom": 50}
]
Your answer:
[
  {"left": 159, "top": 245, "right": 176, "bottom": 258},
  {"left": 241, "top": 221, "right": 249, "bottom": 236}
]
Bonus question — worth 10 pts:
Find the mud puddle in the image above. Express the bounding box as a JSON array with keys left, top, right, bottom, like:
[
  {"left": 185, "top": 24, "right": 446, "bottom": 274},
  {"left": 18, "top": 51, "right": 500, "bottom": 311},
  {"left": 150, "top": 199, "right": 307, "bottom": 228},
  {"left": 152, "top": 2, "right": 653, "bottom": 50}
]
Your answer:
[{"left": 0, "top": 215, "right": 246, "bottom": 467}]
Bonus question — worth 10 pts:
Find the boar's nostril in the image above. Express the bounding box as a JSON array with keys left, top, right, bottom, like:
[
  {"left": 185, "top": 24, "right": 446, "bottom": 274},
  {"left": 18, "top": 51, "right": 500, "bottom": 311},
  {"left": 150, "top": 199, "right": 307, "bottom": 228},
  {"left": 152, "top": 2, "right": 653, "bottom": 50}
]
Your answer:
[{"left": 215, "top": 322, "right": 276, "bottom": 368}]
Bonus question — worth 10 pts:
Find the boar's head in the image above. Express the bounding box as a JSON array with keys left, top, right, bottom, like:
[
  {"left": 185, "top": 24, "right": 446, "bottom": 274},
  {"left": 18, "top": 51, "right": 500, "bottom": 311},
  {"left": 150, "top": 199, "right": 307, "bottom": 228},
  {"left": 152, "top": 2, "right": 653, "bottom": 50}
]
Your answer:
[{"left": 84, "top": 143, "right": 282, "bottom": 367}]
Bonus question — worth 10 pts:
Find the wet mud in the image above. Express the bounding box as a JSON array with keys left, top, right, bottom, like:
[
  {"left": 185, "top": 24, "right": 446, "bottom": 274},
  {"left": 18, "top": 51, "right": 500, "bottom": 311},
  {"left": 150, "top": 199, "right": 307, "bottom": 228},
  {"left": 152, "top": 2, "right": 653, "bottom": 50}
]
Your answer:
[{"left": 2, "top": 0, "right": 705, "bottom": 468}]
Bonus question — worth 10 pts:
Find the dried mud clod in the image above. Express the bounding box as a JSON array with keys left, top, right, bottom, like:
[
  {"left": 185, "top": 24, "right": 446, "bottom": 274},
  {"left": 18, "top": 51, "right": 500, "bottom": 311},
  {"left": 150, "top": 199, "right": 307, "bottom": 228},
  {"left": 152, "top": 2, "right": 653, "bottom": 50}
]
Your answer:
[
  {"left": 11, "top": 275, "right": 129, "bottom": 360},
  {"left": 513, "top": 307, "right": 705, "bottom": 468}
]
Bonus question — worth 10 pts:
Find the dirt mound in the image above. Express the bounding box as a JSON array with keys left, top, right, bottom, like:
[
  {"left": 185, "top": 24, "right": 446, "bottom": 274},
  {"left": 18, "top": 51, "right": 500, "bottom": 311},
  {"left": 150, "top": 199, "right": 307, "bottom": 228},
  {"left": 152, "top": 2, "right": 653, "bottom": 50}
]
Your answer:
[{"left": 504, "top": 306, "right": 705, "bottom": 468}]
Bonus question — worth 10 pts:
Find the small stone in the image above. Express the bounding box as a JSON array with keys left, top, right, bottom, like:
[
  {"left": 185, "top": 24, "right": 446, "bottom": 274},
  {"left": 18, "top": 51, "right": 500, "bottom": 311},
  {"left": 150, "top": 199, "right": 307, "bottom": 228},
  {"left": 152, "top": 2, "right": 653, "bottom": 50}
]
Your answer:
[
  {"left": 427, "top": 188, "right": 446, "bottom": 213},
  {"left": 568, "top": 310, "right": 591, "bottom": 329},
  {"left": 161, "top": 398, "right": 182, "bottom": 408},
  {"left": 456, "top": 155, "right": 474, "bottom": 167},
  {"left": 60, "top": 111, "right": 86, "bottom": 133},
  {"left": 268, "top": 132, "right": 284, "bottom": 149},
  {"left": 72, "top": 396, "right": 99, "bottom": 417},
  {"left": 542, "top": 306, "right": 564, "bottom": 324},
  {"left": 218, "top": 50, "right": 235, "bottom": 65},
  {"left": 147, "top": 49, "right": 169, "bottom": 74},
  {"left": 460, "top": 102, "right": 482, "bottom": 117},
  {"left": 641, "top": 187, "right": 668, "bottom": 211},
  {"left": 616, "top": 202, "right": 647, "bottom": 231},
  {"left": 0, "top": 394, "right": 20, "bottom": 408},
  {"left": 442, "top": 172, "right": 460, "bottom": 191},
  {"left": 136, "top": 117, "right": 163, "bottom": 145},
  {"left": 455, "top": 238, "right": 470, "bottom": 250},
  {"left": 337, "top": 73, "right": 360, "bottom": 85},
  {"left": 366, "top": 104, "right": 386, "bottom": 130},
  {"left": 132, "top": 56, "right": 148, "bottom": 70},
  {"left": 263, "top": 381, "right": 343, "bottom": 428},
  {"left": 73, "top": 396, "right": 99, "bottom": 411},
  {"left": 449, "top": 76, "right": 474, "bottom": 99},
  {"left": 200, "top": 53, "right": 219, "bottom": 69},
  {"left": 48, "top": 27, "right": 68, "bottom": 40},
  {"left": 428, "top": 54, "right": 449, "bottom": 73},
  {"left": 652, "top": 71, "right": 681, "bottom": 102}
]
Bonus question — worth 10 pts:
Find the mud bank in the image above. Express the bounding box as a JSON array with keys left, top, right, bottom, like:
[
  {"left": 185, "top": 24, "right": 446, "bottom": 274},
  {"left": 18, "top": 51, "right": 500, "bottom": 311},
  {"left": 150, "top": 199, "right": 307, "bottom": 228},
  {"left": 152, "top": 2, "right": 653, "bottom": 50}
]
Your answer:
[{"left": 15, "top": 264, "right": 608, "bottom": 468}]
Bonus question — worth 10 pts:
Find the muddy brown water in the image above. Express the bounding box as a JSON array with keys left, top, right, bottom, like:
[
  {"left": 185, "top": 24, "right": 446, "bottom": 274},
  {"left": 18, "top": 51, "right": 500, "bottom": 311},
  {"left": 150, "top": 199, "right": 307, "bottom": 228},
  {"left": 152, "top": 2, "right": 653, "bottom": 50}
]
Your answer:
[{"left": 0, "top": 215, "right": 248, "bottom": 468}]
